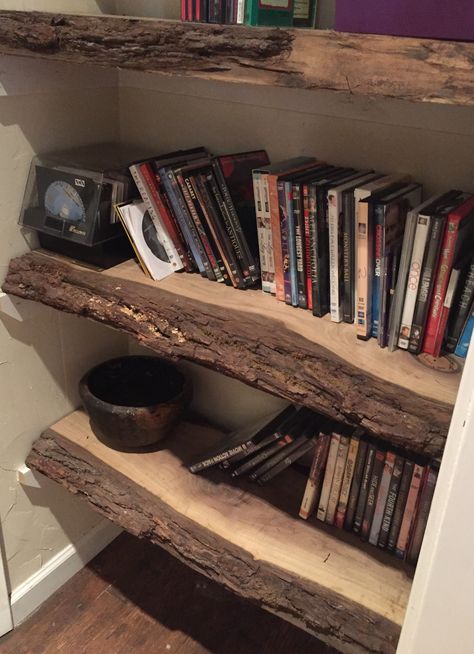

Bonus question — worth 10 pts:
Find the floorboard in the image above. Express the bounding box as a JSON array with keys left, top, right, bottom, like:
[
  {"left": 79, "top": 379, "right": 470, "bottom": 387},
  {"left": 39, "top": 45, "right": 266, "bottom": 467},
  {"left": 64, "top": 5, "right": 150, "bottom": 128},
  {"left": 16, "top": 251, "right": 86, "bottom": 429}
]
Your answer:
[{"left": 0, "top": 532, "right": 338, "bottom": 654}]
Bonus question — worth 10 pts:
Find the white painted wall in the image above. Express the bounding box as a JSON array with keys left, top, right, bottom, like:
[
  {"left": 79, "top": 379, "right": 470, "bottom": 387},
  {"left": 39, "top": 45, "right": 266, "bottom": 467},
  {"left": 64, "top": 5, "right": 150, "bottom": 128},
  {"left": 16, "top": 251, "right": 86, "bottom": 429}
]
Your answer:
[{"left": 0, "top": 57, "right": 128, "bottom": 611}]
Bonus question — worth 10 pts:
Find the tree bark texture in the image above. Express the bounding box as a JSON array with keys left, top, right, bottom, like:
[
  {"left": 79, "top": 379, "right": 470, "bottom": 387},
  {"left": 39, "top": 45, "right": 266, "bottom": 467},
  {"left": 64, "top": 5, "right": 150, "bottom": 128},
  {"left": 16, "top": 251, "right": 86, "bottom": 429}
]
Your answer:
[
  {"left": 27, "top": 427, "right": 402, "bottom": 654},
  {"left": 0, "top": 11, "right": 473, "bottom": 105},
  {"left": 4, "top": 252, "right": 453, "bottom": 457}
]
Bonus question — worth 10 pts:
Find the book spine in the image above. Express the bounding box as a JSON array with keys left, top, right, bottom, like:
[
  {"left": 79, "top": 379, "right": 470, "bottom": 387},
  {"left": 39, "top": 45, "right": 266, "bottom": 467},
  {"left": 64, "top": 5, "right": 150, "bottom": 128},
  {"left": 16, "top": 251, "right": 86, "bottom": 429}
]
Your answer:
[
  {"left": 317, "top": 434, "right": 341, "bottom": 522},
  {"left": 299, "top": 433, "right": 331, "bottom": 520},
  {"left": 253, "top": 172, "right": 272, "bottom": 293},
  {"left": 379, "top": 247, "right": 399, "bottom": 348},
  {"left": 286, "top": 181, "right": 299, "bottom": 307},
  {"left": 236, "top": 0, "right": 245, "bottom": 23},
  {"left": 409, "top": 215, "right": 446, "bottom": 353},
  {"left": 371, "top": 205, "right": 384, "bottom": 338},
  {"left": 260, "top": 171, "right": 276, "bottom": 291},
  {"left": 268, "top": 174, "right": 285, "bottom": 301},
  {"left": 309, "top": 184, "right": 322, "bottom": 316},
  {"left": 387, "top": 459, "right": 415, "bottom": 551},
  {"left": 407, "top": 467, "right": 438, "bottom": 565},
  {"left": 356, "top": 201, "right": 373, "bottom": 340},
  {"left": 335, "top": 435, "right": 360, "bottom": 528},
  {"left": 344, "top": 439, "right": 368, "bottom": 530},
  {"left": 378, "top": 455, "right": 404, "bottom": 549},
  {"left": 388, "top": 210, "right": 418, "bottom": 351},
  {"left": 395, "top": 463, "right": 424, "bottom": 559},
  {"left": 250, "top": 436, "right": 309, "bottom": 482},
  {"left": 160, "top": 169, "right": 208, "bottom": 277},
  {"left": 206, "top": 167, "right": 252, "bottom": 286},
  {"left": 303, "top": 184, "right": 313, "bottom": 311},
  {"left": 129, "top": 164, "right": 183, "bottom": 271},
  {"left": 361, "top": 448, "right": 385, "bottom": 540},
  {"left": 189, "top": 438, "right": 256, "bottom": 472},
  {"left": 210, "top": 164, "right": 257, "bottom": 285},
  {"left": 279, "top": 180, "right": 292, "bottom": 305},
  {"left": 342, "top": 192, "right": 355, "bottom": 323},
  {"left": 193, "top": 173, "right": 245, "bottom": 289},
  {"left": 326, "top": 435, "right": 350, "bottom": 525},
  {"left": 423, "top": 216, "right": 460, "bottom": 357},
  {"left": 398, "top": 215, "right": 430, "bottom": 349},
  {"left": 353, "top": 443, "right": 376, "bottom": 534},
  {"left": 176, "top": 172, "right": 224, "bottom": 282},
  {"left": 313, "top": 185, "right": 330, "bottom": 317},
  {"left": 140, "top": 163, "right": 194, "bottom": 272},
  {"left": 446, "top": 260, "right": 474, "bottom": 352},
  {"left": 258, "top": 439, "right": 316, "bottom": 485},
  {"left": 369, "top": 451, "right": 395, "bottom": 546},
  {"left": 455, "top": 306, "right": 474, "bottom": 358},
  {"left": 232, "top": 433, "right": 293, "bottom": 477},
  {"left": 293, "top": 183, "right": 307, "bottom": 309},
  {"left": 328, "top": 191, "right": 343, "bottom": 323}
]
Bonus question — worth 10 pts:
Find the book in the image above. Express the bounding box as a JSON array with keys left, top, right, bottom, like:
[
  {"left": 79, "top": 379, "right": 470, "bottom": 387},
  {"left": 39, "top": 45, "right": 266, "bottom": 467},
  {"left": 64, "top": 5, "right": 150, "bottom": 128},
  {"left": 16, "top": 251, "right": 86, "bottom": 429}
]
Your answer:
[
  {"left": 216, "top": 150, "right": 269, "bottom": 276},
  {"left": 231, "top": 409, "right": 312, "bottom": 478},
  {"left": 335, "top": 432, "right": 361, "bottom": 528},
  {"left": 361, "top": 447, "right": 386, "bottom": 540},
  {"left": 353, "top": 174, "right": 410, "bottom": 326},
  {"left": 293, "top": 0, "right": 318, "bottom": 27},
  {"left": 189, "top": 405, "right": 297, "bottom": 472},
  {"left": 115, "top": 200, "right": 176, "bottom": 282},
  {"left": 245, "top": 0, "right": 294, "bottom": 26},
  {"left": 327, "top": 172, "right": 376, "bottom": 323},
  {"left": 387, "top": 194, "right": 444, "bottom": 351},
  {"left": 344, "top": 438, "right": 368, "bottom": 530},
  {"left": 407, "top": 466, "right": 438, "bottom": 564},
  {"left": 299, "top": 431, "right": 332, "bottom": 520},
  {"left": 317, "top": 433, "right": 341, "bottom": 522},
  {"left": 378, "top": 455, "right": 404, "bottom": 549},
  {"left": 374, "top": 184, "right": 422, "bottom": 345},
  {"left": 250, "top": 431, "right": 312, "bottom": 482},
  {"left": 455, "top": 301, "right": 474, "bottom": 358},
  {"left": 326, "top": 434, "right": 350, "bottom": 524},
  {"left": 212, "top": 158, "right": 260, "bottom": 286},
  {"left": 408, "top": 191, "right": 469, "bottom": 353},
  {"left": 395, "top": 463, "right": 424, "bottom": 559},
  {"left": 265, "top": 157, "right": 318, "bottom": 301},
  {"left": 445, "top": 256, "right": 474, "bottom": 353},
  {"left": 192, "top": 169, "right": 246, "bottom": 289},
  {"left": 258, "top": 437, "right": 317, "bottom": 485},
  {"left": 387, "top": 459, "right": 414, "bottom": 551},
  {"left": 252, "top": 170, "right": 272, "bottom": 292},
  {"left": 397, "top": 192, "right": 460, "bottom": 348},
  {"left": 423, "top": 194, "right": 474, "bottom": 357},
  {"left": 129, "top": 163, "right": 184, "bottom": 272},
  {"left": 369, "top": 451, "right": 396, "bottom": 546},
  {"left": 353, "top": 442, "right": 376, "bottom": 534},
  {"left": 293, "top": 179, "right": 308, "bottom": 308}
]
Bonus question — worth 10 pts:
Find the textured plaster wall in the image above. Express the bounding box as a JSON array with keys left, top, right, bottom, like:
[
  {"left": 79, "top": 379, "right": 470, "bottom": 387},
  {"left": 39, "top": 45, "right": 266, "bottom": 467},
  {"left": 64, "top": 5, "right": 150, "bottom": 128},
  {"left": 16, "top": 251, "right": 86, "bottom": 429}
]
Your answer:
[{"left": 0, "top": 57, "right": 128, "bottom": 593}]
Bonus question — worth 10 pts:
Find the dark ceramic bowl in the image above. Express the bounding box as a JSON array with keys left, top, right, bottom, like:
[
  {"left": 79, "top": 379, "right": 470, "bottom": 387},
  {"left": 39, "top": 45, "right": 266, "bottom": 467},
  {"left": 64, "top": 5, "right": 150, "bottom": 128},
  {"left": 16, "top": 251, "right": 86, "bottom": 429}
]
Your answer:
[{"left": 79, "top": 356, "right": 192, "bottom": 451}]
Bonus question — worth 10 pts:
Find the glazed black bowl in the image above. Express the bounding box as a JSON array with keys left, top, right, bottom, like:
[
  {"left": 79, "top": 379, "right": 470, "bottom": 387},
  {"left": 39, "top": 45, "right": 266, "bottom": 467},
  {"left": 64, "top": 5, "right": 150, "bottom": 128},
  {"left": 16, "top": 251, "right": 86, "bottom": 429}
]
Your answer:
[{"left": 79, "top": 356, "right": 192, "bottom": 451}]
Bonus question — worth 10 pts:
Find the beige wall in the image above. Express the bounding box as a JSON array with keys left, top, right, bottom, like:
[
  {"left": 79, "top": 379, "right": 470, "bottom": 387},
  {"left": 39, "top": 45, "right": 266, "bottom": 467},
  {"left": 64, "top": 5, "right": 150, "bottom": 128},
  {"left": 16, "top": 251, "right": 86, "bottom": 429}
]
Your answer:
[{"left": 0, "top": 57, "right": 128, "bottom": 593}]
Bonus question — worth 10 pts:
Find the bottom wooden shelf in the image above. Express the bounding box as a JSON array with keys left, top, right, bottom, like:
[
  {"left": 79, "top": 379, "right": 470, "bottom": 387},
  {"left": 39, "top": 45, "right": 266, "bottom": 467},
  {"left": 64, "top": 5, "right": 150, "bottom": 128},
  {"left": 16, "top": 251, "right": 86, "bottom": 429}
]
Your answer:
[{"left": 27, "top": 410, "right": 413, "bottom": 654}]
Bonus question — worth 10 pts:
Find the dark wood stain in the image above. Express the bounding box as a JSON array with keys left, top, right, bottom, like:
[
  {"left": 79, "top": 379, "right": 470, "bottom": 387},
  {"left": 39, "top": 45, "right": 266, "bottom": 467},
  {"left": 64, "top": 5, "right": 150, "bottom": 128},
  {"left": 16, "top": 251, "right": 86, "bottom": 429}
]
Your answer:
[{"left": 0, "top": 532, "right": 337, "bottom": 654}]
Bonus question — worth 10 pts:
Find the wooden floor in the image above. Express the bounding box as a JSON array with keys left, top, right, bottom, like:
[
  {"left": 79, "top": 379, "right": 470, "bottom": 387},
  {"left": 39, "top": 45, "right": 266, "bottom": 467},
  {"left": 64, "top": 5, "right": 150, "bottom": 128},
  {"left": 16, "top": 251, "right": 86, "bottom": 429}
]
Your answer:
[{"left": 0, "top": 532, "right": 337, "bottom": 654}]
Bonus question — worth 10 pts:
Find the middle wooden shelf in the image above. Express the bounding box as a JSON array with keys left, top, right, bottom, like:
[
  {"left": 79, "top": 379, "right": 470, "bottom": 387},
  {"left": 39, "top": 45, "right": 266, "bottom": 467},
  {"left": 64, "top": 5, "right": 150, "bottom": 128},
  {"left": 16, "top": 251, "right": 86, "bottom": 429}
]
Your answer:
[{"left": 4, "top": 250, "right": 458, "bottom": 458}]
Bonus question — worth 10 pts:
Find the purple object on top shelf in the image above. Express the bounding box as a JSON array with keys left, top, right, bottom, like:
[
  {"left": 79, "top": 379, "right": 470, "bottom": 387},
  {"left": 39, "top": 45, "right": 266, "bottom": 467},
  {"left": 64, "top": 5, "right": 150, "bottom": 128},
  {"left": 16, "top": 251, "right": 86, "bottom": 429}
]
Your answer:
[{"left": 335, "top": 0, "right": 474, "bottom": 41}]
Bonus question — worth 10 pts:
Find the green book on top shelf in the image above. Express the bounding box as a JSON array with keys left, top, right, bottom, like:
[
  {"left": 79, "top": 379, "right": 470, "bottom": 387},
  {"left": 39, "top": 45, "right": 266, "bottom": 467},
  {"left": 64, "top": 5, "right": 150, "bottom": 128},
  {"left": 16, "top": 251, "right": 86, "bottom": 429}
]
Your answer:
[{"left": 245, "top": 0, "right": 294, "bottom": 26}]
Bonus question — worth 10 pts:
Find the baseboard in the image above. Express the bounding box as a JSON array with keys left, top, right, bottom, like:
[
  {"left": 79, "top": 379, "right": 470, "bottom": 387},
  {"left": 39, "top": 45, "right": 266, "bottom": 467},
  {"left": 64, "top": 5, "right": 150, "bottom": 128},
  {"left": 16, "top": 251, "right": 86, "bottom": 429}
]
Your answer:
[{"left": 10, "top": 520, "right": 122, "bottom": 627}]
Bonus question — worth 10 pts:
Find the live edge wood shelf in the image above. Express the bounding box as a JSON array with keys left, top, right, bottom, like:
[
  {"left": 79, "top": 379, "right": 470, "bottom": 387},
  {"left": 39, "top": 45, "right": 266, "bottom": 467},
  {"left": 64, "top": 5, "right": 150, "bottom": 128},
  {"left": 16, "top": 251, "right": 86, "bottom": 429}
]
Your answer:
[
  {"left": 5, "top": 251, "right": 459, "bottom": 458},
  {"left": 27, "top": 409, "right": 412, "bottom": 654},
  {"left": 0, "top": 10, "right": 473, "bottom": 106}
]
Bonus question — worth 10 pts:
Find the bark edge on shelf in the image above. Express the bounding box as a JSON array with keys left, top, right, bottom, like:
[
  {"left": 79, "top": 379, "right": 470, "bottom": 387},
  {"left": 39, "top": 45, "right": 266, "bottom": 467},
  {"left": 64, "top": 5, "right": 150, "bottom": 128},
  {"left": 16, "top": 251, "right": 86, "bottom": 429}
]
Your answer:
[
  {"left": 4, "top": 251, "right": 456, "bottom": 457},
  {"left": 0, "top": 11, "right": 473, "bottom": 105}
]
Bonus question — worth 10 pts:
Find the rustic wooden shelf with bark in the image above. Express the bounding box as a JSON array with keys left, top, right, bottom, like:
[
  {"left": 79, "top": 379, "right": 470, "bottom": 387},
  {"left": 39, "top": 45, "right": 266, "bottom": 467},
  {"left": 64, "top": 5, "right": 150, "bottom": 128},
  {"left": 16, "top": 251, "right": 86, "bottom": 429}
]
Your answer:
[
  {"left": 4, "top": 251, "right": 459, "bottom": 458},
  {"left": 0, "top": 10, "right": 473, "bottom": 106},
  {"left": 27, "top": 408, "right": 413, "bottom": 654}
]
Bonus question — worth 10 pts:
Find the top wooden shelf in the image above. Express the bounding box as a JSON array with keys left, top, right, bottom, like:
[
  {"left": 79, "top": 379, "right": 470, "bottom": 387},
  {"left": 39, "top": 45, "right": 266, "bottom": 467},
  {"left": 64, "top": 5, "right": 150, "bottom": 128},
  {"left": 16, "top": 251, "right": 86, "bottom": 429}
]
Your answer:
[
  {"left": 4, "top": 251, "right": 459, "bottom": 458},
  {"left": 0, "top": 11, "right": 473, "bottom": 106}
]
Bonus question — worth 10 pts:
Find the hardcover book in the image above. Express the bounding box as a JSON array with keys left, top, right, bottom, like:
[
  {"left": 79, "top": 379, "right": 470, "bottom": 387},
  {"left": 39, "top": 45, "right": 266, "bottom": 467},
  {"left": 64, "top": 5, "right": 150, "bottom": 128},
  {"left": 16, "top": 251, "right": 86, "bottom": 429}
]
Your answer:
[
  {"left": 299, "top": 431, "right": 331, "bottom": 520},
  {"left": 245, "top": 0, "right": 294, "bottom": 27},
  {"left": 317, "top": 433, "right": 341, "bottom": 522}
]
